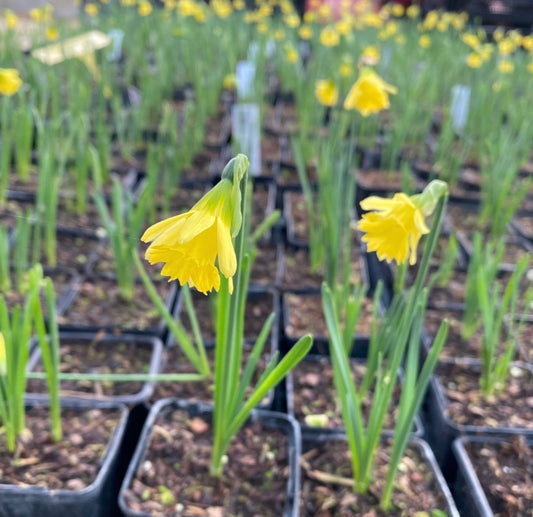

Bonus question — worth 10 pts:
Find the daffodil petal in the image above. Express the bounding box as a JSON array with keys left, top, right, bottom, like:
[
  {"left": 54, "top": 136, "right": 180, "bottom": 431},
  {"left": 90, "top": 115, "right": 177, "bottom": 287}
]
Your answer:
[
  {"left": 178, "top": 209, "right": 216, "bottom": 244},
  {"left": 216, "top": 217, "right": 236, "bottom": 277},
  {"left": 141, "top": 213, "right": 187, "bottom": 242}
]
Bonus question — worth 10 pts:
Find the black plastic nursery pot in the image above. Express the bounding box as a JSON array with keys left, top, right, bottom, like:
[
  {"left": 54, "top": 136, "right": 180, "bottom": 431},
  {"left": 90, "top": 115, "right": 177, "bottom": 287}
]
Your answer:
[
  {"left": 26, "top": 332, "right": 164, "bottom": 406},
  {"left": 300, "top": 432, "right": 460, "bottom": 517},
  {"left": 57, "top": 273, "right": 178, "bottom": 339},
  {"left": 118, "top": 399, "right": 301, "bottom": 517},
  {"left": 452, "top": 435, "right": 533, "bottom": 517},
  {"left": 0, "top": 400, "right": 129, "bottom": 517},
  {"left": 423, "top": 357, "right": 533, "bottom": 480}
]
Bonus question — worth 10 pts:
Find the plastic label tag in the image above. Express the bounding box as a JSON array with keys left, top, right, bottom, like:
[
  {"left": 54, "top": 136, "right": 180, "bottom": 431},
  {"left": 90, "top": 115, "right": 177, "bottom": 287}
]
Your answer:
[
  {"left": 451, "top": 85, "right": 471, "bottom": 135},
  {"left": 231, "top": 103, "right": 261, "bottom": 177},
  {"left": 32, "top": 30, "right": 111, "bottom": 65},
  {"left": 107, "top": 29, "right": 124, "bottom": 62},
  {"left": 236, "top": 60, "right": 256, "bottom": 100}
]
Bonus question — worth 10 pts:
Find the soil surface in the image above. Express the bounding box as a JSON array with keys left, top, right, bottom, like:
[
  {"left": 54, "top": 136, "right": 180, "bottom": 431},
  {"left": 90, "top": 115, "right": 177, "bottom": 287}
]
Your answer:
[
  {"left": 122, "top": 407, "right": 291, "bottom": 516},
  {"left": 464, "top": 436, "right": 533, "bottom": 517},
  {"left": 436, "top": 360, "right": 533, "bottom": 429},
  {"left": 300, "top": 438, "right": 450, "bottom": 516},
  {"left": 0, "top": 406, "right": 123, "bottom": 490}
]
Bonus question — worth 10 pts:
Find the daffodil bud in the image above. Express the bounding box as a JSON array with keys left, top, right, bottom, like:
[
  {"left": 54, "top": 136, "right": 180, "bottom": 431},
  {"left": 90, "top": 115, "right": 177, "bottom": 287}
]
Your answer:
[{"left": 222, "top": 153, "right": 249, "bottom": 237}]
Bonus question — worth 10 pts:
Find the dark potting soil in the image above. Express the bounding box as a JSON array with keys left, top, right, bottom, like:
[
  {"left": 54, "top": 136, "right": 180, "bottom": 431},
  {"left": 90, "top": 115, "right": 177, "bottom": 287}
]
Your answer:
[
  {"left": 436, "top": 361, "right": 533, "bottom": 429},
  {"left": 0, "top": 406, "right": 122, "bottom": 490},
  {"left": 464, "top": 436, "right": 533, "bottom": 517},
  {"left": 300, "top": 438, "right": 449, "bottom": 516},
  {"left": 121, "top": 408, "right": 290, "bottom": 516}
]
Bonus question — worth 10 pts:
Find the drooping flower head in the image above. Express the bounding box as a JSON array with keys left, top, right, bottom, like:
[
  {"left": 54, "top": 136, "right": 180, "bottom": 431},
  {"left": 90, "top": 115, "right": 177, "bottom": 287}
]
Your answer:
[
  {"left": 0, "top": 68, "right": 22, "bottom": 96},
  {"left": 344, "top": 68, "right": 397, "bottom": 116},
  {"left": 142, "top": 154, "right": 248, "bottom": 294},
  {"left": 358, "top": 180, "right": 448, "bottom": 265}
]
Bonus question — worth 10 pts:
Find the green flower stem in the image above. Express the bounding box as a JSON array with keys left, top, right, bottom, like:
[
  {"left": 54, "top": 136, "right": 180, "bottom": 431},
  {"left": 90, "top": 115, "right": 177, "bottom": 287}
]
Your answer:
[{"left": 133, "top": 251, "right": 210, "bottom": 377}]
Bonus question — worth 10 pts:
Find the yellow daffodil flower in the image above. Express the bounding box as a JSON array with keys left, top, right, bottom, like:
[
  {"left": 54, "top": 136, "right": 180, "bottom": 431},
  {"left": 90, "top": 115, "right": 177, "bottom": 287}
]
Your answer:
[
  {"left": 358, "top": 180, "right": 447, "bottom": 265},
  {"left": 5, "top": 10, "right": 18, "bottom": 29},
  {"left": 315, "top": 79, "right": 338, "bottom": 106},
  {"left": 419, "top": 34, "right": 431, "bottom": 48},
  {"left": 528, "top": 61, "right": 533, "bottom": 74},
  {"left": 223, "top": 73, "right": 236, "bottom": 90},
  {"left": 0, "top": 68, "right": 22, "bottom": 96},
  {"left": 360, "top": 45, "right": 380, "bottom": 66},
  {"left": 284, "top": 13, "right": 300, "bottom": 28},
  {"left": 85, "top": 3, "right": 99, "bottom": 16},
  {"left": 522, "top": 35, "right": 533, "bottom": 51},
  {"left": 142, "top": 155, "right": 248, "bottom": 294},
  {"left": 138, "top": 1, "right": 153, "bottom": 16},
  {"left": 46, "top": 26, "right": 59, "bottom": 41},
  {"left": 406, "top": 4, "right": 420, "bottom": 19},
  {"left": 233, "top": 0, "right": 245, "bottom": 10},
  {"left": 320, "top": 25, "right": 339, "bottom": 47},
  {"left": 466, "top": 52, "right": 482, "bottom": 68},
  {"left": 344, "top": 68, "right": 397, "bottom": 116},
  {"left": 392, "top": 3, "right": 404, "bottom": 17},
  {"left": 498, "top": 59, "right": 514, "bottom": 74},
  {"left": 462, "top": 32, "right": 480, "bottom": 49},
  {"left": 498, "top": 38, "right": 515, "bottom": 56},
  {"left": 299, "top": 25, "right": 312, "bottom": 40}
]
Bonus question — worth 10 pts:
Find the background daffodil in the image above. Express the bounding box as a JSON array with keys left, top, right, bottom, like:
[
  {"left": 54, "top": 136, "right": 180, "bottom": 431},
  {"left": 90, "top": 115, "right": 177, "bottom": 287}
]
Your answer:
[
  {"left": 358, "top": 181, "right": 447, "bottom": 265},
  {"left": 0, "top": 68, "right": 22, "bottom": 96},
  {"left": 344, "top": 68, "right": 397, "bottom": 116},
  {"left": 142, "top": 155, "right": 248, "bottom": 294}
]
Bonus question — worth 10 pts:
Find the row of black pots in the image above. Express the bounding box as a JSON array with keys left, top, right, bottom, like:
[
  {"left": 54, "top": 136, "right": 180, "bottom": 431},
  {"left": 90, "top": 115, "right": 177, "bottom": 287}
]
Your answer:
[{"left": 1, "top": 397, "right": 459, "bottom": 517}]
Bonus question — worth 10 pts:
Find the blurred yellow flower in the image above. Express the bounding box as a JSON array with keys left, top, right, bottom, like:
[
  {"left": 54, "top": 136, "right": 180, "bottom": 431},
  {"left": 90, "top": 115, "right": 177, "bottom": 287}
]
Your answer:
[
  {"left": 522, "top": 35, "right": 533, "bottom": 51},
  {"left": 0, "top": 68, "right": 22, "bottom": 96},
  {"left": 284, "top": 13, "right": 300, "bottom": 28},
  {"left": 46, "top": 26, "right": 59, "bottom": 41},
  {"left": 436, "top": 19, "right": 448, "bottom": 32},
  {"left": 138, "top": 1, "right": 153, "bottom": 16},
  {"left": 5, "top": 10, "right": 18, "bottom": 29},
  {"left": 528, "top": 62, "right": 533, "bottom": 74},
  {"left": 233, "top": 0, "right": 245, "bottom": 9},
  {"left": 391, "top": 3, "right": 404, "bottom": 17},
  {"left": 320, "top": 25, "right": 339, "bottom": 47},
  {"left": 85, "top": 3, "right": 99, "bottom": 16},
  {"left": 406, "top": 4, "right": 420, "bottom": 18},
  {"left": 212, "top": 0, "right": 232, "bottom": 17},
  {"left": 339, "top": 61, "right": 352, "bottom": 77},
  {"left": 257, "top": 22, "right": 268, "bottom": 34},
  {"left": 498, "top": 38, "right": 515, "bottom": 56},
  {"left": 285, "top": 45, "right": 298, "bottom": 63},
  {"left": 361, "top": 12, "right": 383, "bottom": 28},
  {"left": 142, "top": 155, "right": 248, "bottom": 295},
  {"left": 422, "top": 10, "right": 438, "bottom": 30},
  {"left": 299, "top": 25, "right": 312, "bottom": 40},
  {"left": 493, "top": 27, "right": 504, "bottom": 42},
  {"left": 344, "top": 68, "right": 397, "bottom": 116},
  {"left": 30, "top": 7, "right": 44, "bottom": 21},
  {"left": 461, "top": 32, "right": 480, "bottom": 49},
  {"left": 315, "top": 79, "right": 338, "bottom": 106},
  {"left": 121, "top": 0, "right": 136, "bottom": 6},
  {"left": 223, "top": 73, "right": 236, "bottom": 90},
  {"left": 498, "top": 59, "right": 514, "bottom": 74},
  {"left": 419, "top": 34, "right": 431, "bottom": 48},
  {"left": 360, "top": 45, "right": 380, "bottom": 65},
  {"left": 335, "top": 19, "right": 351, "bottom": 36},
  {"left": 466, "top": 52, "right": 482, "bottom": 68}
]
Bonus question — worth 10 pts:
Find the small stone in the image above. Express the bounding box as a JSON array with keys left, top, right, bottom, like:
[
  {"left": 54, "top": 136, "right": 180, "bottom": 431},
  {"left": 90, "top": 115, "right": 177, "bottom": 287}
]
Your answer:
[
  {"left": 66, "top": 478, "right": 86, "bottom": 490},
  {"left": 189, "top": 417, "right": 208, "bottom": 434},
  {"left": 70, "top": 433, "right": 83, "bottom": 445}
]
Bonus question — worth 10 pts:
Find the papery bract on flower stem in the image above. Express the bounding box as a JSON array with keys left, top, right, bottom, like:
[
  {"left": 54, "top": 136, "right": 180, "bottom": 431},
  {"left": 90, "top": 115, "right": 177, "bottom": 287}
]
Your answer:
[{"left": 142, "top": 155, "right": 248, "bottom": 295}]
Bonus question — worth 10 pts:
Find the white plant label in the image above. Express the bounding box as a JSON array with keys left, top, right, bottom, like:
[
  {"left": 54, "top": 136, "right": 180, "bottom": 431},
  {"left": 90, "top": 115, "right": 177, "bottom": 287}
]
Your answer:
[
  {"left": 451, "top": 85, "right": 471, "bottom": 135},
  {"left": 107, "top": 29, "right": 124, "bottom": 62},
  {"left": 232, "top": 103, "right": 261, "bottom": 177},
  {"left": 236, "top": 60, "right": 256, "bottom": 101}
]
